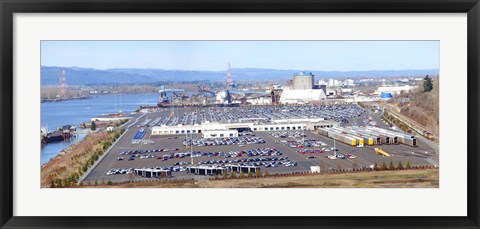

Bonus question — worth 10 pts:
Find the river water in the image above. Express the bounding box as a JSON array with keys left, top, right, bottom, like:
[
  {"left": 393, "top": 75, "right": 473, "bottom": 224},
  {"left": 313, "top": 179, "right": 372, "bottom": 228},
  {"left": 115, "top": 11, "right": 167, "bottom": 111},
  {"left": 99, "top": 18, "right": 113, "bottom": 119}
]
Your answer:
[{"left": 41, "top": 93, "right": 159, "bottom": 165}]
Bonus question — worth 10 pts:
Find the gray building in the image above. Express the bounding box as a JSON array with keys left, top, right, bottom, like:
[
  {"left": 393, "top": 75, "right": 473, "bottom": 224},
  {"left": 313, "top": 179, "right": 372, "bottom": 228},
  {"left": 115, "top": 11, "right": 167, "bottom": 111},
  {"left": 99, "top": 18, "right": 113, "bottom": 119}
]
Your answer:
[{"left": 292, "top": 72, "right": 314, "bottom": 90}]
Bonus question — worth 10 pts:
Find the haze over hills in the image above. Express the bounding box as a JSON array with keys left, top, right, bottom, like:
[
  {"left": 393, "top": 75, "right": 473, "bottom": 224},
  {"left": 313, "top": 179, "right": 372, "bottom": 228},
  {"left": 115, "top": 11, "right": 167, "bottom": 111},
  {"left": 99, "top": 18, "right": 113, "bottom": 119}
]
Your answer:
[{"left": 41, "top": 66, "right": 439, "bottom": 86}]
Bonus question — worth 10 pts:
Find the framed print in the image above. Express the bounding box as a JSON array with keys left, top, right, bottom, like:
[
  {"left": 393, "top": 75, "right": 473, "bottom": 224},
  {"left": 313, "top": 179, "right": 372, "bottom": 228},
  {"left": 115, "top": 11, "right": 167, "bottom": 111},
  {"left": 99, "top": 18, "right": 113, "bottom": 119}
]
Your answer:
[{"left": 1, "top": 0, "right": 479, "bottom": 228}]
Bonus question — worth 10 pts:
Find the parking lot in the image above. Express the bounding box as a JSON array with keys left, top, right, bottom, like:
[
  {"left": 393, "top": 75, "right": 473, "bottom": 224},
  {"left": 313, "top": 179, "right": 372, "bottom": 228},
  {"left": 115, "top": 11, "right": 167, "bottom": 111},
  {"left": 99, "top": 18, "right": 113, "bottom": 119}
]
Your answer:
[
  {"left": 84, "top": 106, "right": 438, "bottom": 183},
  {"left": 135, "top": 104, "right": 364, "bottom": 127}
]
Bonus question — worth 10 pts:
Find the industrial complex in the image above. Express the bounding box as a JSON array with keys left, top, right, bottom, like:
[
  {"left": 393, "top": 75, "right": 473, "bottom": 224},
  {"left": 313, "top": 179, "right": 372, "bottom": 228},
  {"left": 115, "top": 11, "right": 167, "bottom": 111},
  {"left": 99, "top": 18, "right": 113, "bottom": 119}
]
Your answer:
[{"left": 78, "top": 64, "right": 438, "bottom": 184}]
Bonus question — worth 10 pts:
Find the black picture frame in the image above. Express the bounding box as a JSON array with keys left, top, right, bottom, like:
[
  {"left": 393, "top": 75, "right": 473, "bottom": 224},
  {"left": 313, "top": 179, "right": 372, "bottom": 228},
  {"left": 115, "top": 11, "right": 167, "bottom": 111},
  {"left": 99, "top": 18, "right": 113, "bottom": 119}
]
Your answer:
[{"left": 1, "top": 0, "right": 479, "bottom": 228}]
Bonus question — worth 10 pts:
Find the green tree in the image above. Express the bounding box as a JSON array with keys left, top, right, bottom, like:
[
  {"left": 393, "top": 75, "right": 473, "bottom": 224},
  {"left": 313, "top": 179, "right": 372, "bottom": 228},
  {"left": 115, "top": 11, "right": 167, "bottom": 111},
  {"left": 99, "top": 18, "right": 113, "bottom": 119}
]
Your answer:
[
  {"left": 222, "top": 171, "right": 228, "bottom": 179},
  {"left": 255, "top": 170, "right": 261, "bottom": 177},
  {"left": 107, "top": 180, "right": 113, "bottom": 186},
  {"left": 239, "top": 171, "right": 245, "bottom": 178},
  {"left": 247, "top": 171, "right": 253, "bottom": 178},
  {"left": 230, "top": 172, "right": 237, "bottom": 179},
  {"left": 397, "top": 161, "right": 404, "bottom": 170},
  {"left": 55, "top": 178, "right": 63, "bottom": 188},
  {"left": 406, "top": 161, "right": 411, "bottom": 169},
  {"left": 389, "top": 160, "right": 395, "bottom": 170},
  {"left": 264, "top": 170, "right": 270, "bottom": 177},
  {"left": 62, "top": 179, "right": 69, "bottom": 187},
  {"left": 91, "top": 121, "right": 96, "bottom": 131},
  {"left": 373, "top": 162, "right": 379, "bottom": 171},
  {"left": 423, "top": 75, "right": 433, "bottom": 92},
  {"left": 94, "top": 179, "right": 98, "bottom": 186},
  {"left": 381, "top": 162, "right": 388, "bottom": 171}
]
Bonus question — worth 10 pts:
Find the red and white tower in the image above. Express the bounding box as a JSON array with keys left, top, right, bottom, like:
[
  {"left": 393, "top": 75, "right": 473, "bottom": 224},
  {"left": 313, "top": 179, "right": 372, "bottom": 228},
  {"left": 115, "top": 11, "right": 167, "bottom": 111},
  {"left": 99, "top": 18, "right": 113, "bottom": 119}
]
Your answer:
[
  {"left": 59, "top": 68, "right": 67, "bottom": 99},
  {"left": 226, "top": 62, "right": 232, "bottom": 89}
]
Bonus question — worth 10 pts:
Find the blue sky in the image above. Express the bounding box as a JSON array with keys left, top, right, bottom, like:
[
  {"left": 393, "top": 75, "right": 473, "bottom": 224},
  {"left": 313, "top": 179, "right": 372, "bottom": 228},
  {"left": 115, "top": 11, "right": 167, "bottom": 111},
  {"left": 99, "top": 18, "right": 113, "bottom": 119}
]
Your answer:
[{"left": 41, "top": 41, "right": 439, "bottom": 71}]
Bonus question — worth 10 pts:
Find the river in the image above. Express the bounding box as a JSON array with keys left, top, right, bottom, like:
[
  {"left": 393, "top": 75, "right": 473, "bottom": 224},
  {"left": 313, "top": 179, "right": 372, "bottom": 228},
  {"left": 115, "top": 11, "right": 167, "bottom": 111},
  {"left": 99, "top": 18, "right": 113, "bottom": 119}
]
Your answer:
[{"left": 41, "top": 93, "right": 159, "bottom": 165}]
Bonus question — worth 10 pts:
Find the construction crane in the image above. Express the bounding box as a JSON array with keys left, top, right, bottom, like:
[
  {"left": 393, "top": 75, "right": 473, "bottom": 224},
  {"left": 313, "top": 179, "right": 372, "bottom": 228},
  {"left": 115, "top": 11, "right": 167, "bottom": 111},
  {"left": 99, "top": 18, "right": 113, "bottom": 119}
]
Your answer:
[
  {"left": 195, "top": 85, "right": 216, "bottom": 97},
  {"left": 157, "top": 85, "right": 185, "bottom": 106},
  {"left": 192, "top": 85, "right": 217, "bottom": 104}
]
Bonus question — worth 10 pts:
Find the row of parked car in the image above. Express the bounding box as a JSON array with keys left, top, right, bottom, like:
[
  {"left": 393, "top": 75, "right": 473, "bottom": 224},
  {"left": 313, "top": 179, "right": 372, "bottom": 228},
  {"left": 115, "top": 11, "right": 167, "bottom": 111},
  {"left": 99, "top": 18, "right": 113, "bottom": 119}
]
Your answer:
[
  {"left": 281, "top": 138, "right": 328, "bottom": 148},
  {"left": 297, "top": 149, "right": 325, "bottom": 154},
  {"left": 325, "top": 153, "right": 356, "bottom": 159},
  {"left": 106, "top": 168, "right": 134, "bottom": 175},
  {"left": 268, "top": 131, "right": 306, "bottom": 139},
  {"left": 106, "top": 166, "right": 186, "bottom": 175},
  {"left": 197, "top": 156, "right": 290, "bottom": 165},
  {"left": 119, "top": 148, "right": 180, "bottom": 156},
  {"left": 246, "top": 105, "right": 365, "bottom": 122},
  {"left": 183, "top": 136, "right": 266, "bottom": 147},
  {"left": 157, "top": 147, "right": 282, "bottom": 161}
]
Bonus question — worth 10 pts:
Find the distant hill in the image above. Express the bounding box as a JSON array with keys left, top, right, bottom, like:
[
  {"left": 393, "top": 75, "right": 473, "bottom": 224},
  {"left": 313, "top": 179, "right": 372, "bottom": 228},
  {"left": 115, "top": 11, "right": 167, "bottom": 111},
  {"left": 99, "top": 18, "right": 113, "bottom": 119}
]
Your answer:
[{"left": 41, "top": 66, "right": 439, "bottom": 86}]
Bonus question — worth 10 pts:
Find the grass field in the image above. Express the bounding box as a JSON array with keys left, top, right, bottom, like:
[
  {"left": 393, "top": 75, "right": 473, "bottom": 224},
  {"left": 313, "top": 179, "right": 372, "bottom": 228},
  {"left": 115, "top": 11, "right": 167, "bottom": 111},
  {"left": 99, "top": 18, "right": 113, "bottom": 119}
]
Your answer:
[{"left": 94, "top": 169, "right": 438, "bottom": 188}]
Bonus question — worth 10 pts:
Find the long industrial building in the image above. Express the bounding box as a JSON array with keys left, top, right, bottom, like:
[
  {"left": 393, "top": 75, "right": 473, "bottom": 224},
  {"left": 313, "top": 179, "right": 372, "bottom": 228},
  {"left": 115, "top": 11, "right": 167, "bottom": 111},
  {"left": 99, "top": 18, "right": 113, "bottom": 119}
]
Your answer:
[
  {"left": 151, "top": 119, "right": 336, "bottom": 138},
  {"left": 316, "top": 126, "right": 418, "bottom": 147}
]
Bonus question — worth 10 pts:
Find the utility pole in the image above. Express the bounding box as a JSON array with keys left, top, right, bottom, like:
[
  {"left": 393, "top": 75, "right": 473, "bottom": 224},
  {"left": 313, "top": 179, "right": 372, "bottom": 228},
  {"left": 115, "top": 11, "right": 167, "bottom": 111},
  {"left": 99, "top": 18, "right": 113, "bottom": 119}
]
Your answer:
[
  {"left": 333, "top": 135, "right": 337, "bottom": 158},
  {"left": 190, "top": 125, "right": 194, "bottom": 165}
]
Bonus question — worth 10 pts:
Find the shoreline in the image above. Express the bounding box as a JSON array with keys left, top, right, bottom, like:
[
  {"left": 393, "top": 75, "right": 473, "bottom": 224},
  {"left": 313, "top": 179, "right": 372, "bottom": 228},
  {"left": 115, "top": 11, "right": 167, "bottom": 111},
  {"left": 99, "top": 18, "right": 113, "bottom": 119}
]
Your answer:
[{"left": 41, "top": 132, "right": 89, "bottom": 168}]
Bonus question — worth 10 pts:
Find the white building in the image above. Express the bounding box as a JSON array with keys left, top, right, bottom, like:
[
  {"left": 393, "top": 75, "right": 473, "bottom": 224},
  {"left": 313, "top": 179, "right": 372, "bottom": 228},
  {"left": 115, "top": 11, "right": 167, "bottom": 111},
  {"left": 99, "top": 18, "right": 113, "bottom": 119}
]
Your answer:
[
  {"left": 151, "top": 119, "right": 336, "bottom": 137},
  {"left": 344, "top": 79, "right": 355, "bottom": 86},
  {"left": 328, "top": 79, "right": 342, "bottom": 87},
  {"left": 318, "top": 79, "right": 328, "bottom": 86},
  {"left": 377, "top": 85, "right": 416, "bottom": 95},
  {"left": 340, "top": 88, "right": 353, "bottom": 93},
  {"left": 279, "top": 89, "right": 327, "bottom": 104},
  {"left": 203, "top": 129, "right": 238, "bottom": 138}
]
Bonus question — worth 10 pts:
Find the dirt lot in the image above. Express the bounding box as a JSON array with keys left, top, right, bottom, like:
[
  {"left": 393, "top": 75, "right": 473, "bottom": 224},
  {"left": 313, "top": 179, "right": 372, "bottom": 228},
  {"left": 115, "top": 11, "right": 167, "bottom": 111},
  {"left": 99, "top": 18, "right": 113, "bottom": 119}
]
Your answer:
[{"left": 92, "top": 168, "right": 438, "bottom": 188}]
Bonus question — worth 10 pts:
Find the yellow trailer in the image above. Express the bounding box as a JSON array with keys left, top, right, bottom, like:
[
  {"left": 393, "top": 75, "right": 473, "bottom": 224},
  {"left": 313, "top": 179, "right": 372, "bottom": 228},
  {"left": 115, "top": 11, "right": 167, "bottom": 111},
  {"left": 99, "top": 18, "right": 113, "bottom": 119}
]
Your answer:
[
  {"left": 374, "top": 148, "right": 391, "bottom": 157},
  {"left": 366, "top": 138, "right": 374, "bottom": 145},
  {"left": 358, "top": 138, "right": 364, "bottom": 146},
  {"left": 346, "top": 138, "right": 357, "bottom": 146}
]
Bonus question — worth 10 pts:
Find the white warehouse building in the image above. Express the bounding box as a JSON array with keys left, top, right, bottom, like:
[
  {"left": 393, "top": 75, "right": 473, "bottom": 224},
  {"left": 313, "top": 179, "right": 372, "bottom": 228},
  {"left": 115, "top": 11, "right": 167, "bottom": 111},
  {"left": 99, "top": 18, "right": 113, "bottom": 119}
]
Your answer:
[
  {"left": 150, "top": 119, "right": 336, "bottom": 137},
  {"left": 203, "top": 129, "right": 238, "bottom": 138},
  {"left": 377, "top": 85, "right": 417, "bottom": 95},
  {"left": 279, "top": 89, "right": 327, "bottom": 104}
]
